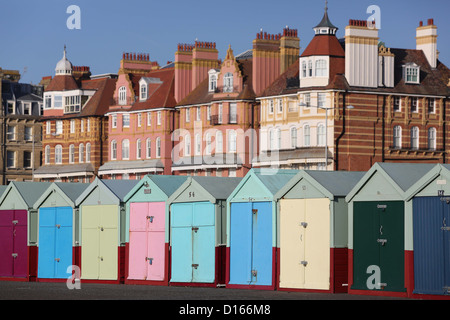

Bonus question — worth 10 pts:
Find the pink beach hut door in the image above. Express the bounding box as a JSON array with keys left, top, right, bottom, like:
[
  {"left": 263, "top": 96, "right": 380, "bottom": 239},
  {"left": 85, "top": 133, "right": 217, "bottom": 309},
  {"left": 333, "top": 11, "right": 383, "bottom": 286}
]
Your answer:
[{"left": 128, "top": 202, "right": 165, "bottom": 281}]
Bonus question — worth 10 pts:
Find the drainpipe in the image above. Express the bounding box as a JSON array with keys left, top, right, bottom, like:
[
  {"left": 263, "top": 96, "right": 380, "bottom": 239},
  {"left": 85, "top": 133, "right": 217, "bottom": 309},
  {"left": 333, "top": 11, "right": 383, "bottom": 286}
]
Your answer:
[{"left": 335, "top": 91, "right": 347, "bottom": 171}]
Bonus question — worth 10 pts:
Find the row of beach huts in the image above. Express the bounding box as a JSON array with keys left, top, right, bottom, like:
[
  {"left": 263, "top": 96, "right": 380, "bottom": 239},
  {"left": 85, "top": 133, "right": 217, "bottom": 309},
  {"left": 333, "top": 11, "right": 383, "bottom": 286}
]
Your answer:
[{"left": 0, "top": 163, "right": 449, "bottom": 299}]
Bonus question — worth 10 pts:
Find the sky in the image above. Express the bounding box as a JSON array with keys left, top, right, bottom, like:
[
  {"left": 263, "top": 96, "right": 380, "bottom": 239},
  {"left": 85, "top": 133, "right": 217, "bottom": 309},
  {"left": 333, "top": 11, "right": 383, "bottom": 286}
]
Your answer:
[{"left": 1, "top": 0, "right": 449, "bottom": 85}]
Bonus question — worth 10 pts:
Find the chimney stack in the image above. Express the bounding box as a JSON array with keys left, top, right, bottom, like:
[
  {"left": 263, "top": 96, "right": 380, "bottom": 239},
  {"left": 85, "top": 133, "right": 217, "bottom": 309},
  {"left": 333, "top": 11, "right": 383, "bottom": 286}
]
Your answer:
[
  {"left": 345, "top": 19, "right": 379, "bottom": 88},
  {"left": 416, "top": 19, "right": 438, "bottom": 69}
]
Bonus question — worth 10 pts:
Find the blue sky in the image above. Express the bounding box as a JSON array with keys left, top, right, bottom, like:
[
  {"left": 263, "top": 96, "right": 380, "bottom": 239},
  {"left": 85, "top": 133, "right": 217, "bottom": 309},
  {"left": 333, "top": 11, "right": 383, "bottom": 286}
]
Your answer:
[{"left": 1, "top": 0, "right": 449, "bottom": 84}]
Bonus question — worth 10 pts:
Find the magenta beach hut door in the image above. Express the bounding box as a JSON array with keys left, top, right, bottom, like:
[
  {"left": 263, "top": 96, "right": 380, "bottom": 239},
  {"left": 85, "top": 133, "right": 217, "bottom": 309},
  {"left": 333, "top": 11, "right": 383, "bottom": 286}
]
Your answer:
[
  {"left": 0, "top": 210, "right": 27, "bottom": 278},
  {"left": 128, "top": 202, "right": 165, "bottom": 281}
]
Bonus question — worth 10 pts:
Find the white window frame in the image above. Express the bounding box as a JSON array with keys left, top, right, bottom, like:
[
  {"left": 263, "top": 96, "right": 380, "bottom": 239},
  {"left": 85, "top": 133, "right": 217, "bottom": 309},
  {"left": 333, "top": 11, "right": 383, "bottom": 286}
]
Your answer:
[
  {"left": 112, "top": 115, "right": 117, "bottom": 128},
  {"left": 216, "top": 131, "right": 223, "bottom": 153},
  {"left": 111, "top": 140, "right": 117, "bottom": 160},
  {"left": 157, "top": 111, "right": 162, "bottom": 125},
  {"left": 147, "top": 112, "right": 151, "bottom": 126},
  {"left": 428, "top": 127, "right": 436, "bottom": 150},
  {"left": 69, "top": 144, "right": 75, "bottom": 163},
  {"left": 45, "top": 145, "right": 50, "bottom": 164},
  {"left": 55, "top": 145, "right": 62, "bottom": 164},
  {"left": 55, "top": 120, "right": 63, "bottom": 135},
  {"left": 290, "top": 127, "right": 297, "bottom": 149},
  {"left": 156, "top": 137, "right": 161, "bottom": 158},
  {"left": 122, "top": 139, "right": 130, "bottom": 160},
  {"left": 146, "top": 138, "right": 152, "bottom": 158},
  {"left": 393, "top": 125, "right": 402, "bottom": 149},
  {"left": 140, "top": 84, "right": 147, "bottom": 100},
  {"left": 86, "top": 143, "right": 91, "bottom": 163},
  {"left": 136, "top": 139, "right": 141, "bottom": 159},
  {"left": 411, "top": 127, "right": 419, "bottom": 150},
  {"left": 79, "top": 143, "right": 84, "bottom": 163},
  {"left": 70, "top": 120, "right": 75, "bottom": 134},
  {"left": 304, "top": 125, "right": 311, "bottom": 147},
  {"left": 119, "top": 86, "right": 127, "bottom": 105},
  {"left": 122, "top": 114, "right": 130, "bottom": 128}
]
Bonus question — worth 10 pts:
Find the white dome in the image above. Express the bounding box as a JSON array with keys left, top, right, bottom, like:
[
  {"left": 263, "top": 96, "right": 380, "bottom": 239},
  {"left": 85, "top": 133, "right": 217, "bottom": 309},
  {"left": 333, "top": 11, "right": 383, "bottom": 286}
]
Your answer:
[{"left": 55, "top": 46, "right": 73, "bottom": 75}]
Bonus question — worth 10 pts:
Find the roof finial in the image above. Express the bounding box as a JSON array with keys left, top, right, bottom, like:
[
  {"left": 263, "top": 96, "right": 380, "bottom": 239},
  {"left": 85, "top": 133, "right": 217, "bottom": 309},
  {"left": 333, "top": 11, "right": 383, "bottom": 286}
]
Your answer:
[
  {"left": 325, "top": 0, "right": 328, "bottom": 12},
  {"left": 64, "top": 44, "right": 67, "bottom": 58}
]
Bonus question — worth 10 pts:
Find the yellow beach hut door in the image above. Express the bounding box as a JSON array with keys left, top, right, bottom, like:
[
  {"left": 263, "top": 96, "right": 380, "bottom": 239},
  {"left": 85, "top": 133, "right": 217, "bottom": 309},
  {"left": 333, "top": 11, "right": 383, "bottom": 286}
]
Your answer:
[
  {"left": 81, "top": 205, "right": 118, "bottom": 280},
  {"left": 279, "top": 198, "right": 330, "bottom": 290}
]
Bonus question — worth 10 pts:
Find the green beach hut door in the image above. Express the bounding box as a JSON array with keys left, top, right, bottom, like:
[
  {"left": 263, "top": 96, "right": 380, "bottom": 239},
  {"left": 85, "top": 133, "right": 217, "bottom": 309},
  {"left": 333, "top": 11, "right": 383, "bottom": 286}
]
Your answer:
[{"left": 352, "top": 201, "right": 405, "bottom": 292}]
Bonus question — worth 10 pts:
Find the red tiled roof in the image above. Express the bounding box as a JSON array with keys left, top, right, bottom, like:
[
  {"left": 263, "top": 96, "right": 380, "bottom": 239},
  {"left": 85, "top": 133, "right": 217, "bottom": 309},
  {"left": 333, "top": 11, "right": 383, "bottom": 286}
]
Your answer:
[
  {"left": 176, "top": 58, "right": 255, "bottom": 106},
  {"left": 81, "top": 77, "right": 117, "bottom": 116},
  {"left": 301, "top": 35, "right": 345, "bottom": 58},
  {"left": 130, "top": 67, "right": 177, "bottom": 111},
  {"left": 45, "top": 75, "right": 79, "bottom": 92}
]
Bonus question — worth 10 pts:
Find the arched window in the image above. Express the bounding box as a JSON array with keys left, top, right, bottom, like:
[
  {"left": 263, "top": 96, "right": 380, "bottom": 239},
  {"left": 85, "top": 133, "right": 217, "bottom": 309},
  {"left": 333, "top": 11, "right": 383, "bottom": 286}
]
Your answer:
[
  {"left": 276, "top": 128, "right": 281, "bottom": 150},
  {"left": 216, "top": 131, "right": 223, "bottom": 153},
  {"left": 393, "top": 126, "right": 402, "bottom": 149},
  {"left": 411, "top": 127, "right": 419, "bottom": 150},
  {"left": 156, "top": 137, "right": 161, "bottom": 158},
  {"left": 195, "top": 133, "right": 201, "bottom": 155},
  {"left": 317, "top": 124, "right": 326, "bottom": 146},
  {"left": 118, "top": 86, "right": 127, "bottom": 105},
  {"left": 69, "top": 144, "right": 75, "bottom": 163},
  {"left": 304, "top": 125, "right": 311, "bottom": 147},
  {"left": 45, "top": 145, "right": 51, "bottom": 164},
  {"left": 55, "top": 145, "right": 62, "bottom": 164},
  {"left": 111, "top": 140, "right": 117, "bottom": 160},
  {"left": 224, "top": 73, "right": 234, "bottom": 92},
  {"left": 206, "top": 133, "right": 212, "bottom": 155},
  {"left": 268, "top": 128, "right": 274, "bottom": 151},
  {"left": 315, "top": 60, "right": 327, "bottom": 77},
  {"left": 184, "top": 135, "right": 191, "bottom": 156},
  {"left": 146, "top": 138, "right": 151, "bottom": 158},
  {"left": 291, "top": 127, "right": 297, "bottom": 149},
  {"left": 136, "top": 139, "right": 141, "bottom": 159},
  {"left": 428, "top": 127, "right": 436, "bottom": 150},
  {"left": 79, "top": 143, "right": 84, "bottom": 163},
  {"left": 86, "top": 143, "right": 91, "bottom": 163},
  {"left": 122, "top": 139, "right": 130, "bottom": 159},
  {"left": 228, "top": 130, "right": 237, "bottom": 152}
]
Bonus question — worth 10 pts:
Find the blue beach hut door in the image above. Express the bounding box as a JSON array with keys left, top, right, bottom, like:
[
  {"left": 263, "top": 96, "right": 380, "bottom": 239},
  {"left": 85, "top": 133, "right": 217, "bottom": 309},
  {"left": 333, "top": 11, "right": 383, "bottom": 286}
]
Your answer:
[
  {"left": 38, "top": 207, "right": 73, "bottom": 279},
  {"left": 170, "top": 202, "right": 215, "bottom": 283}
]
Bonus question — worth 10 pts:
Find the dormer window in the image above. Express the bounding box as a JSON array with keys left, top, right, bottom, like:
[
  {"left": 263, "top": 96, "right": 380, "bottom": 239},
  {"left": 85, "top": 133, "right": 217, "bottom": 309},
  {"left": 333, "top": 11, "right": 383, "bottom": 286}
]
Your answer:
[
  {"left": 140, "top": 83, "right": 147, "bottom": 100},
  {"left": 209, "top": 75, "right": 217, "bottom": 92},
  {"left": 404, "top": 63, "right": 420, "bottom": 84},
  {"left": 223, "top": 73, "right": 234, "bottom": 92},
  {"left": 119, "top": 86, "right": 127, "bottom": 105},
  {"left": 208, "top": 69, "right": 219, "bottom": 92}
]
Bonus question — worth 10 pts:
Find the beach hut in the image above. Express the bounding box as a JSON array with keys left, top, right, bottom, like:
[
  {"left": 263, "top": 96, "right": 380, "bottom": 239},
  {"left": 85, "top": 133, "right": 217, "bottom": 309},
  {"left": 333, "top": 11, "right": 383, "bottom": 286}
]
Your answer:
[
  {"left": 404, "top": 164, "right": 450, "bottom": 299},
  {"left": 274, "top": 170, "right": 365, "bottom": 293},
  {"left": 345, "top": 163, "right": 436, "bottom": 298},
  {"left": 75, "top": 178, "right": 139, "bottom": 283},
  {"left": 226, "top": 169, "right": 298, "bottom": 290},
  {"left": 0, "top": 182, "right": 46, "bottom": 281},
  {"left": 123, "top": 175, "right": 188, "bottom": 285},
  {"left": 167, "top": 176, "right": 242, "bottom": 287},
  {"left": 33, "top": 182, "right": 89, "bottom": 281}
]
